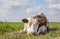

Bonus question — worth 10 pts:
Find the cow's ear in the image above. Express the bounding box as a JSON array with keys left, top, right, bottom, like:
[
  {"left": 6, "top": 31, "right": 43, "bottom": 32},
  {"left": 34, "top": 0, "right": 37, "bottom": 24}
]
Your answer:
[{"left": 22, "top": 18, "right": 29, "bottom": 23}]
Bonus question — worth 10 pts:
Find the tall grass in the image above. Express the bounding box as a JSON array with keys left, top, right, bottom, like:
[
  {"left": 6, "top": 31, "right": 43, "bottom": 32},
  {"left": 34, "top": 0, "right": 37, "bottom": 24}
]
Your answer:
[
  {"left": 0, "top": 22, "right": 24, "bottom": 35},
  {"left": 0, "top": 22, "right": 60, "bottom": 39}
]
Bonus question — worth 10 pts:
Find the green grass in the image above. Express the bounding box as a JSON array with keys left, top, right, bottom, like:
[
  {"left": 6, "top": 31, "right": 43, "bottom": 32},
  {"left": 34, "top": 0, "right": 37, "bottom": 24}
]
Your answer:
[
  {"left": 0, "top": 22, "right": 24, "bottom": 35},
  {"left": 0, "top": 22, "right": 60, "bottom": 39}
]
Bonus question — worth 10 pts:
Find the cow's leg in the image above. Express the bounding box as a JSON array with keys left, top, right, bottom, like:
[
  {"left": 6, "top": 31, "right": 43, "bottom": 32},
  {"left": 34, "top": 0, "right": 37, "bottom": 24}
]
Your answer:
[{"left": 37, "top": 29, "right": 41, "bottom": 35}]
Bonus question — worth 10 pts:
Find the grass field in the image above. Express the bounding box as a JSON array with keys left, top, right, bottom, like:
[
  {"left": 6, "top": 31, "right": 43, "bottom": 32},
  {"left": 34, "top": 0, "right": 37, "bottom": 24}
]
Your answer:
[{"left": 0, "top": 22, "right": 60, "bottom": 39}]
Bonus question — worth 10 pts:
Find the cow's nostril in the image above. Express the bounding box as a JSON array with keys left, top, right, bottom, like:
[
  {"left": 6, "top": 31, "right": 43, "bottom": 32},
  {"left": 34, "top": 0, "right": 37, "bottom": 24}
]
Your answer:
[{"left": 31, "top": 32, "right": 36, "bottom": 35}]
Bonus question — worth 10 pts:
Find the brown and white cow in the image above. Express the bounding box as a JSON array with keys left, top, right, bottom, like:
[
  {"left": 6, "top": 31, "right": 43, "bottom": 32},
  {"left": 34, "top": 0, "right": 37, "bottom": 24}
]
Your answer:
[{"left": 22, "top": 13, "right": 50, "bottom": 35}]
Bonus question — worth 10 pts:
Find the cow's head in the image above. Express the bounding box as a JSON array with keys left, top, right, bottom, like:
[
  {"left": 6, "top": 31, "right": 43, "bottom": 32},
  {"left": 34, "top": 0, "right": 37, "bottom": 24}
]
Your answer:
[{"left": 22, "top": 17, "right": 39, "bottom": 35}]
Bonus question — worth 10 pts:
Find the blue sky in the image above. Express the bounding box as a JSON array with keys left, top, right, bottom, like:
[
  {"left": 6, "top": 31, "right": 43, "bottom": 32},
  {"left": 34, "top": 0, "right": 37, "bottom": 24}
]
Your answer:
[{"left": 0, "top": 0, "right": 60, "bottom": 22}]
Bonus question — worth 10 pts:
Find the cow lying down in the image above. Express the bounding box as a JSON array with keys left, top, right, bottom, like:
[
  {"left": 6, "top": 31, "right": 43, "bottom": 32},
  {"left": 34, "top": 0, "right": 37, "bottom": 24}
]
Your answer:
[{"left": 22, "top": 13, "right": 50, "bottom": 35}]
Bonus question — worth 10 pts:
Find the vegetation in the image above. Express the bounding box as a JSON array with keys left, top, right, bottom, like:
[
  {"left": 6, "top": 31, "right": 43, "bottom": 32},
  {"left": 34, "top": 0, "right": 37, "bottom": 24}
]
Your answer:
[
  {"left": 0, "top": 22, "right": 24, "bottom": 35},
  {"left": 0, "top": 22, "right": 60, "bottom": 39}
]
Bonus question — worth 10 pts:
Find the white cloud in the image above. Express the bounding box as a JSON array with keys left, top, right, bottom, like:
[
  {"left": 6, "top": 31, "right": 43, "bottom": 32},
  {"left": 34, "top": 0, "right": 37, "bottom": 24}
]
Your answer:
[
  {"left": 49, "top": 10, "right": 57, "bottom": 15},
  {"left": 45, "top": 0, "right": 60, "bottom": 9},
  {"left": 45, "top": 0, "right": 60, "bottom": 3},
  {"left": 26, "top": 6, "right": 41, "bottom": 14},
  {"left": 49, "top": 4, "right": 60, "bottom": 9},
  {"left": 0, "top": 8, "right": 7, "bottom": 21},
  {"left": 1, "top": 0, "right": 30, "bottom": 7},
  {"left": 26, "top": 8, "right": 33, "bottom": 14},
  {"left": 0, "top": 8, "right": 8, "bottom": 17},
  {"left": 0, "top": 0, "right": 30, "bottom": 17},
  {"left": 45, "top": 0, "right": 52, "bottom": 2}
]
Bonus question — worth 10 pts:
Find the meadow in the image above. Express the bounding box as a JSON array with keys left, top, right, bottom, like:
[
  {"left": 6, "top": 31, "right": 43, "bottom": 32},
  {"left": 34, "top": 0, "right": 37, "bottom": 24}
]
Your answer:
[{"left": 0, "top": 22, "right": 60, "bottom": 39}]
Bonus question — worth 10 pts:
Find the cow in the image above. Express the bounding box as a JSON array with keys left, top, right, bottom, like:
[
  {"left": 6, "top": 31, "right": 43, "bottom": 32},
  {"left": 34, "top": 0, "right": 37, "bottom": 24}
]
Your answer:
[{"left": 22, "top": 13, "right": 50, "bottom": 35}]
